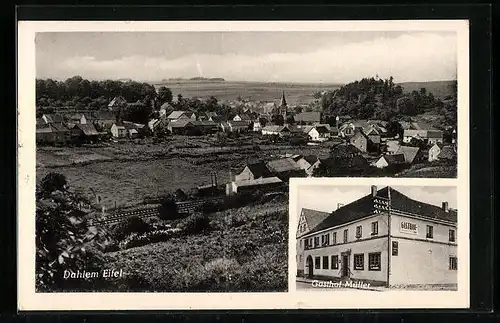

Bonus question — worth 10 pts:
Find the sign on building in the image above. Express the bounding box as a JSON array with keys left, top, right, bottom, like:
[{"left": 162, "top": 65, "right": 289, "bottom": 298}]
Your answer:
[{"left": 399, "top": 221, "right": 418, "bottom": 234}]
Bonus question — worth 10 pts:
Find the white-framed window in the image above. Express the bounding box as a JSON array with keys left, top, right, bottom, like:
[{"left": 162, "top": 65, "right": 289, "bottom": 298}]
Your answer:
[
  {"left": 371, "top": 221, "right": 379, "bottom": 235},
  {"left": 315, "top": 256, "right": 321, "bottom": 269},
  {"left": 332, "top": 232, "right": 337, "bottom": 244},
  {"left": 426, "top": 225, "right": 434, "bottom": 239},
  {"left": 331, "top": 255, "right": 339, "bottom": 269},
  {"left": 322, "top": 256, "right": 329, "bottom": 269},
  {"left": 354, "top": 253, "right": 364, "bottom": 270},
  {"left": 314, "top": 236, "right": 320, "bottom": 247},
  {"left": 356, "top": 225, "right": 362, "bottom": 239},
  {"left": 343, "top": 229, "right": 348, "bottom": 243},
  {"left": 449, "top": 256, "right": 458, "bottom": 270},
  {"left": 368, "top": 252, "right": 381, "bottom": 271},
  {"left": 449, "top": 229, "right": 456, "bottom": 242}
]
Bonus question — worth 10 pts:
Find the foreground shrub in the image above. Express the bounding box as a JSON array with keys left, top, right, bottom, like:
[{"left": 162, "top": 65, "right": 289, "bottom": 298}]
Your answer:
[
  {"left": 178, "top": 212, "right": 211, "bottom": 234},
  {"left": 111, "top": 215, "right": 151, "bottom": 241}
]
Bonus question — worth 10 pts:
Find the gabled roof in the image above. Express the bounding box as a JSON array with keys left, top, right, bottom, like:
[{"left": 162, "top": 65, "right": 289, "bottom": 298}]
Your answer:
[
  {"left": 233, "top": 176, "right": 282, "bottom": 188},
  {"left": 245, "top": 162, "right": 273, "bottom": 179},
  {"left": 167, "top": 110, "right": 189, "bottom": 119},
  {"left": 229, "top": 120, "right": 250, "bottom": 127},
  {"left": 295, "top": 112, "right": 321, "bottom": 123},
  {"left": 308, "top": 186, "right": 457, "bottom": 235},
  {"left": 298, "top": 208, "right": 330, "bottom": 237},
  {"left": 330, "top": 143, "right": 362, "bottom": 158},
  {"left": 266, "top": 158, "right": 301, "bottom": 173},
  {"left": 75, "top": 123, "right": 99, "bottom": 136},
  {"left": 262, "top": 125, "right": 288, "bottom": 132},
  {"left": 168, "top": 119, "right": 194, "bottom": 128},
  {"left": 438, "top": 145, "right": 457, "bottom": 159},
  {"left": 235, "top": 114, "right": 252, "bottom": 121},
  {"left": 43, "top": 114, "right": 64, "bottom": 123},
  {"left": 304, "top": 155, "right": 319, "bottom": 165},
  {"left": 381, "top": 153, "right": 406, "bottom": 165},
  {"left": 313, "top": 125, "right": 330, "bottom": 134},
  {"left": 123, "top": 121, "right": 145, "bottom": 130},
  {"left": 367, "top": 133, "right": 381, "bottom": 144},
  {"left": 396, "top": 146, "right": 421, "bottom": 163},
  {"left": 108, "top": 96, "right": 127, "bottom": 107}
]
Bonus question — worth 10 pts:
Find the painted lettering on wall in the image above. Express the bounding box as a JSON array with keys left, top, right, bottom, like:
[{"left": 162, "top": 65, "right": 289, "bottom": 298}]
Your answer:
[{"left": 399, "top": 221, "right": 418, "bottom": 234}]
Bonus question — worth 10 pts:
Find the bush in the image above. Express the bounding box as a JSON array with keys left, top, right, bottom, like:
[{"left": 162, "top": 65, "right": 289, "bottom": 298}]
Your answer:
[
  {"left": 178, "top": 212, "right": 211, "bottom": 234},
  {"left": 111, "top": 216, "right": 150, "bottom": 241},
  {"left": 118, "top": 228, "right": 183, "bottom": 250},
  {"left": 158, "top": 195, "right": 179, "bottom": 220}
]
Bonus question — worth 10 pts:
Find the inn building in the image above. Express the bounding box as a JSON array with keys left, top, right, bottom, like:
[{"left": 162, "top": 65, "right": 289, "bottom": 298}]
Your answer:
[{"left": 297, "top": 186, "right": 458, "bottom": 287}]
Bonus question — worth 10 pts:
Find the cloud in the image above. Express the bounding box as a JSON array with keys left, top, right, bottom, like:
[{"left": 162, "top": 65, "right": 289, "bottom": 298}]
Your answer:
[{"left": 41, "top": 32, "right": 457, "bottom": 83}]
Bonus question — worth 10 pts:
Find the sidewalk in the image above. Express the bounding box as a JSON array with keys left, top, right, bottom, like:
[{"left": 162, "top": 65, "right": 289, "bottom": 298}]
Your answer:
[{"left": 296, "top": 276, "right": 387, "bottom": 292}]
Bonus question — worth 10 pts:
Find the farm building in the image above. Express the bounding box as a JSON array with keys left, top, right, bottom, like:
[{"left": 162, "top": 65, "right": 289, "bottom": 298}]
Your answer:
[
  {"left": 373, "top": 154, "right": 406, "bottom": 168},
  {"left": 233, "top": 114, "right": 253, "bottom": 123},
  {"left": 194, "top": 120, "right": 219, "bottom": 134},
  {"left": 295, "top": 112, "right": 321, "bottom": 125},
  {"left": 107, "top": 96, "right": 127, "bottom": 111},
  {"left": 428, "top": 143, "right": 457, "bottom": 162},
  {"left": 220, "top": 121, "right": 250, "bottom": 133},
  {"left": 299, "top": 186, "right": 458, "bottom": 287},
  {"left": 167, "top": 110, "right": 197, "bottom": 122},
  {"left": 226, "top": 176, "right": 283, "bottom": 196},
  {"left": 159, "top": 103, "right": 174, "bottom": 117},
  {"left": 266, "top": 158, "right": 306, "bottom": 180},
  {"left": 385, "top": 140, "right": 401, "bottom": 155},
  {"left": 293, "top": 155, "right": 321, "bottom": 177},
  {"left": 252, "top": 121, "right": 262, "bottom": 132},
  {"left": 123, "top": 121, "right": 147, "bottom": 138},
  {"left": 41, "top": 113, "right": 65, "bottom": 124},
  {"left": 91, "top": 111, "right": 116, "bottom": 129},
  {"left": 403, "top": 129, "right": 444, "bottom": 145},
  {"left": 296, "top": 208, "right": 331, "bottom": 276},
  {"left": 234, "top": 162, "right": 273, "bottom": 182},
  {"left": 349, "top": 131, "right": 379, "bottom": 153},
  {"left": 36, "top": 123, "right": 72, "bottom": 144},
  {"left": 71, "top": 123, "right": 100, "bottom": 142},
  {"left": 111, "top": 123, "right": 127, "bottom": 138},
  {"left": 167, "top": 120, "right": 201, "bottom": 135},
  {"left": 396, "top": 146, "right": 423, "bottom": 164},
  {"left": 261, "top": 125, "right": 291, "bottom": 137},
  {"left": 307, "top": 125, "right": 331, "bottom": 142},
  {"left": 65, "top": 113, "right": 87, "bottom": 125}
]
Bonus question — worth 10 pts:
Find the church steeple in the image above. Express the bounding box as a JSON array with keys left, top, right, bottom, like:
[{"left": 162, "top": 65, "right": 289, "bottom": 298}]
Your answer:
[
  {"left": 280, "top": 90, "right": 287, "bottom": 108},
  {"left": 280, "top": 90, "right": 288, "bottom": 124}
]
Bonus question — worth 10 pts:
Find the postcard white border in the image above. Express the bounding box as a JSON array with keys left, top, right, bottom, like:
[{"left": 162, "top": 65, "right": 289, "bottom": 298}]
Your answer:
[{"left": 18, "top": 20, "right": 469, "bottom": 310}]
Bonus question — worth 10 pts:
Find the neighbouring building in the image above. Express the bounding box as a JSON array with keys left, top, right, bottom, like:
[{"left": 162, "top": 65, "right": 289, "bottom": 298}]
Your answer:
[
  {"left": 41, "top": 113, "right": 65, "bottom": 124},
  {"left": 396, "top": 146, "right": 423, "bottom": 164},
  {"left": 373, "top": 154, "right": 406, "bottom": 168},
  {"left": 66, "top": 113, "right": 87, "bottom": 125},
  {"left": 403, "top": 129, "right": 444, "bottom": 145},
  {"left": 107, "top": 96, "right": 127, "bottom": 111},
  {"left": 296, "top": 208, "right": 331, "bottom": 276},
  {"left": 167, "top": 110, "right": 197, "bottom": 123},
  {"left": 307, "top": 125, "right": 331, "bottom": 142},
  {"left": 293, "top": 155, "right": 321, "bottom": 177},
  {"left": 429, "top": 143, "right": 457, "bottom": 162},
  {"left": 220, "top": 120, "right": 250, "bottom": 133},
  {"left": 252, "top": 121, "right": 262, "bottom": 132},
  {"left": 385, "top": 140, "right": 401, "bottom": 155},
  {"left": 111, "top": 123, "right": 127, "bottom": 138},
  {"left": 226, "top": 176, "right": 284, "bottom": 196},
  {"left": 261, "top": 125, "right": 291, "bottom": 137},
  {"left": 299, "top": 186, "right": 458, "bottom": 287},
  {"left": 233, "top": 113, "right": 253, "bottom": 123},
  {"left": 265, "top": 157, "right": 306, "bottom": 180},
  {"left": 234, "top": 162, "right": 273, "bottom": 182},
  {"left": 349, "top": 131, "right": 379, "bottom": 153},
  {"left": 295, "top": 112, "right": 321, "bottom": 125},
  {"left": 91, "top": 111, "right": 117, "bottom": 130},
  {"left": 71, "top": 123, "right": 100, "bottom": 142},
  {"left": 167, "top": 120, "right": 199, "bottom": 135},
  {"left": 36, "top": 123, "right": 72, "bottom": 144}
]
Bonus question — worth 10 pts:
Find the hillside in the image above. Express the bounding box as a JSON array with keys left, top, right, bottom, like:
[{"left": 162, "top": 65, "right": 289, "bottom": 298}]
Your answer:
[{"left": 399, "top": 80, "right": 456, "bottom": 100}]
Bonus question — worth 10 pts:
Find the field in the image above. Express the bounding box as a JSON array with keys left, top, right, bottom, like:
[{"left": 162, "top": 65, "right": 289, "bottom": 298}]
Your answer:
[
  {"left": 100, "top": 196, "right": 288, "bottom": 292},
  {"left": 153, "top": 79, "right": 455, "bottom": 104},
  {"left": 36, "top": 138, "right": 330, "bottom": 209},
  {"left": 154, "top": 80, "right": 340, "bottom": 105}
]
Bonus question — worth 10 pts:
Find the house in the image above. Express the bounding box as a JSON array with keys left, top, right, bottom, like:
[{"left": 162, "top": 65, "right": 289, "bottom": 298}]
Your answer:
[
  {"left": 108, "top": 96, "right": 127, "bottom": 111},
  {"left": 295, "top": 112, "right": 321, "bottom": 125},
  {"left": 111, "top": 123, "right": 127, "bottom": 138},
  {"left": 159, "top": 102, "right": 173, "bottom": 117},
  {"left": 385, "top": 140, "right": 401, "bottom": 155},
  {"left": 266, "top": 158, "right": 306, "bottom": 180},
  {"left": 329, "top": 143, "right": 362, "bottom": 159},
  {"left": 252, "top": 121, "right": 262, "bottom": 132},
  {"left": 261, "top": 125, "right": 291, "bottom": 137},
  {"left": 338, "top": 122, "right": 357, "bottom": 138},
  {"left": 36, "top": 123, "right": 71, "bottom": 144},
  {"left": 167, "top": 120, "right": 199, "bottom": 135},
  {"left": 226, "top": 176, "right": 283, "bottom": 196},
  {"left": 167, "top": 111, "right": 196, "bottom": 122},
  {"left": 71, "top": 123, "right": 100, "bottom": 142},
  {"left": 122, "top": 121, "right": 147, "bottom": 138},
  {"left": 234, "top": 162, "right": 273, "bottom": 182},
  {"left": 296, "top": 208, "right": 331, "bottom": 276},
  {"left": 194, "top": 120, "right": 219, "bottom": 134},
  {"left": 220, "top": 120, "right": 250, "bottom": 133},
  {"left": 403, "top": 129, "right": 444, "bottom": 145},
  {"left": 307, "top": 125, "right": 331, "bottom": 142},
  {"left": 299, "top": 186, "right": 458, "bottom": 287},
  {"left": 41, "top": 114, "right": 64, "bottom": 124},
  {"left": 349, "top": 131, "right": 374, "bottom": 153},
  {"left": 91, "top": 111, "right": 116, "bottom": 130},
  {"left": 293, "top": 155, "right": 321, "bottom": 177},
  {"left": 66, "top": 113, "right": 87, "bottom": 125},
  {"left": 429, "top": 143, "right": 456, "bottom": 162},
  {"left": 233, "top": 114, "right": 253, "bottom": 123},
  {"left": 396, "top": 146, "right": 422, "bottom": 164},
  {"left": 373, "top": 154, "right": 406, "bottom": 168}
]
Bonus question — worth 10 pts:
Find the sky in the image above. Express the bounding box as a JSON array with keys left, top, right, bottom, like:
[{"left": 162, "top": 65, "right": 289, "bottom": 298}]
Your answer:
[
  {"left": 296, "top": 185, "right": 457, "bottom": 219},
  {"left": 36, "top": 31, "right": 457, "bottom": 84}
]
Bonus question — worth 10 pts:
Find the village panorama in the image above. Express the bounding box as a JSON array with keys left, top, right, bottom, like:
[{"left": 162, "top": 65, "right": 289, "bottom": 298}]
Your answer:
[{"left": 35, "top": 75, "right": 458, "bottom": 293}]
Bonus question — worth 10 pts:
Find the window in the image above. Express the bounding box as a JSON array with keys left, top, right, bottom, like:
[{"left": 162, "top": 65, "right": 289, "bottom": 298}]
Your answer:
[
  {"left": 314, "top": 236, "right": 320, "bottom": 247},
  {"left": 449, "top": 229, "right": 456, "bottom": 242},
  {"left": 343, "top": 229, "right": 348, "bottom": 243},
  {"left": 299, "top": 255, "right": 303, "bottom": 263},
  {"left": 392, "top": 241, "right": 399, "bottom": 256},
  {"left": 324, "top": 234, "right": 330, "bottom": 246},
  {"left": 354, "top": 254, "right": 364, "bottom": 270},
  {"left": 371, "top": 221, "right": 379, "bottom": 235},
  {"left": 323, "top": 256, "right": 329, "bottom": 269},
  {"left": 332, "top": 232, "right": 337, "bottom": 244},
  {"left": 331, "top": 255, "right": 339, "bottom": 269},
  {"left": 368, "top": 252, "right": 381, "bottom": 271},
  {"left": 315, "top": 256, "right": 321, "bottom": 269},
  {"left": 300, "top": 240, "right": 302, "bottom": 247},
  {"left": 426, "top": 225, "right": 434, "bottom": 239},
  {"left": 356, "top": 225, "right": 362, "bottom": 239},
  {"left": 449, "top": 257, "right": 458, "bottom": 270}
]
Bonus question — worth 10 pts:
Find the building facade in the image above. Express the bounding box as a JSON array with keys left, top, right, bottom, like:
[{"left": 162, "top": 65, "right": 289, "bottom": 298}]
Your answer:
[{"left": 298, "top": 186, "right": 458, "bottom": 287}]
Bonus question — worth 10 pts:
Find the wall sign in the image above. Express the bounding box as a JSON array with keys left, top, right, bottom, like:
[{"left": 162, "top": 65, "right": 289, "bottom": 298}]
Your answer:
[{"left": 399, "top": 221, "right": 418, "bottom": 234}]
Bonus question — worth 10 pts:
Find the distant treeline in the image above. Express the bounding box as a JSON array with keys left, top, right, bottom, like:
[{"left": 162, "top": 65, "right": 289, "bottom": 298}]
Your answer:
[{"left": 320, "top": 77, "right": 457, "bottom": 126}]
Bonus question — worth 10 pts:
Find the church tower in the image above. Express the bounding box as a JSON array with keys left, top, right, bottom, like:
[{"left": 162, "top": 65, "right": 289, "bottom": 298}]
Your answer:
[{"left": 280, "top": 90, "right": 288, "bottom": 124}]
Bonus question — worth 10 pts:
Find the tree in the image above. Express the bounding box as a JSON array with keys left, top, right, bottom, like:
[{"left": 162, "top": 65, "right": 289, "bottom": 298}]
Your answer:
[
  {"left": 286, "top": 115, "right": 295, "bottom": 125},
  {"left": 39, "top": 172, "right": 67, "bottom": 197},
  {"left": 386, "top": 120, "right": 404, "bottom": 138},
  {"left": 258, "top": 117, "right": 268, "bottom": 127},
  {"left": 157, "top": 86, "right": 173, "bottom": 106},
  {"left": 271, "top": 114, "right": 284, "bottom": 126},
  {"left": 158, "top": 194, "right": 179, "bottom": 220}
]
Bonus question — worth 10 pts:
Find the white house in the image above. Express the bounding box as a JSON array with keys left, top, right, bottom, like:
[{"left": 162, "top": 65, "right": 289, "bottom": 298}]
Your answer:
[
  {"left": 307, "top": 125, "right": 331, "bottom": 142},
  {"left": 111, "top": 123, "right": 127, "bottom": 138},
  {"left": 252, "top": 121, "right": 262, "bottom": 132}
]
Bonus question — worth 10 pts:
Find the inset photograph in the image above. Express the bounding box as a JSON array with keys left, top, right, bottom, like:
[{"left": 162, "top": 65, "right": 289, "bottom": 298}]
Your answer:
[{"left": 295, "top": 183, "right": 458, "bottom": 291}]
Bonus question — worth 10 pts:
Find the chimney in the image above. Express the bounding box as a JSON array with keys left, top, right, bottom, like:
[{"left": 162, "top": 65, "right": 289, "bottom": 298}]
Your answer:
[
  {"left": 371, "top": 185, "right": 378, "bottom": 197},
  {"left": 442, "top": 201, "right": 449, "bottom": 212},
  {"left": 337, "top": 203, "right": 344, "bottom": 210}
]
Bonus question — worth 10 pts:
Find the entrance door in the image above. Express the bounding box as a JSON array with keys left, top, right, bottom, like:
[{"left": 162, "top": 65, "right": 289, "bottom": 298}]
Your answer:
[
  {"left": 306, "top": 256, "right": 314, "bottom": 278},
  {"left": 342, "top": 255, "right": 349, "bottom": 277}
]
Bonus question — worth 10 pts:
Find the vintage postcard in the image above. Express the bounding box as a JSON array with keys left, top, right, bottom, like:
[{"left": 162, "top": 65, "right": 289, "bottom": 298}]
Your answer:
[{"left": 18, "top": 20, "right": 469, "bottom": 310}]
